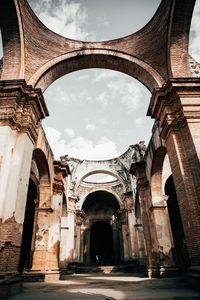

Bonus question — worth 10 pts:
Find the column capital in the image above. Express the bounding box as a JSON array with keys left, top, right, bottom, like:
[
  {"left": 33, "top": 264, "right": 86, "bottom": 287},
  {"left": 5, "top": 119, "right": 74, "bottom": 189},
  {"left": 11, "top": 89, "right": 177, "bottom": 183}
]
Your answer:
[
  {"left": 0, "top": 80, "right": 49, "bottom": 144},
  {"left": 53, "top": 160, "right": 70, "bottom": 195},
  {"left": 147, "top": 78, "right": 200, "bottom": 140},
  {"left": 75, "top": 209, "right": 86, "bottom": 225},
  {"left": 130, "top": 161, "right": 148, "bottom": 190}
]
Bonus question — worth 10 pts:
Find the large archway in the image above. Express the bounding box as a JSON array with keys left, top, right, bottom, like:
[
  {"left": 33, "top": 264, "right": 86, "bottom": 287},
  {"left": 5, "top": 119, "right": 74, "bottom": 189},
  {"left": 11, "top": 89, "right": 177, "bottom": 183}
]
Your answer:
[
  {"left": 90, "top": 221, "right": 114, "bottom": 265},
  {"left": 82, "top": 190, "right": 121, "bottom": 265}
]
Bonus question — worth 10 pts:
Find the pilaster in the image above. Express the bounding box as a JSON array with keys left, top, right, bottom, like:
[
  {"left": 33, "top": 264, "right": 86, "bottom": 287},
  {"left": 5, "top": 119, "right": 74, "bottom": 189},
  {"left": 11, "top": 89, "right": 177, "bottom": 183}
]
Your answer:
[
  {"left": 148, "top": 79, "right": 200, "bottom": 268},
  {"left": 130, "top": 161, "right": 161, "bottom": 277},
  {"left": 0, "top": 80, "right": 48, "bottom": 275}
]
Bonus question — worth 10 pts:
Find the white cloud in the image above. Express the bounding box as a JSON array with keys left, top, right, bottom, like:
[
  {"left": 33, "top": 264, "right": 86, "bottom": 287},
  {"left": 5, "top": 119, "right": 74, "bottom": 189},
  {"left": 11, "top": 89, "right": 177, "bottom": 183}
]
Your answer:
[
  {"left": 64, "top": 128, "right": 75, "bottom": 138},
  {"left": 93, "top": 70, "right": 120, "bottom": 82},
  {"left": 95, "top": 92, "right": 108, "bottom": 109},
  {"left": 77, "top": 74, "right": 90, "bottom": 81},
  {"left": 134, "top": 117, "right": 145, "bottom": 128},
  {"left": 44, "top": 127, "right": 119, "bottom": 160},
  {"left": 29, "top": 0, "right": 95, "bottom": 40},
  {"left": 189, "top": 0, "right": 200, "bottom": 62},
  {"left": 86, "top": 124, "right": 96, "bottom": 131},
  {"left": 107, "top": 80, "right": 142, "bottom": 112}
]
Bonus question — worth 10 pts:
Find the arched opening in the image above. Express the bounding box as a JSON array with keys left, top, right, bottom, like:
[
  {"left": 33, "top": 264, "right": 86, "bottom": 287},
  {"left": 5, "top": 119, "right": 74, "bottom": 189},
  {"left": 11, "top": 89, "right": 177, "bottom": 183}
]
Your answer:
[
  {"left": 83, "top": 173, "right": 117, "bottom": 183},
  {"left": 151, "top": 146, "right": 167, "bottom": 204},
  {"left": 28, "top": 0, "right": 161, "bottom": 42},
  {"left": 18, "top": 179, "right": 38, "bottom": 272},
  {"left": 43, "top": 69, "right": 154, "bottom": 160},
  {"left": 90, "top": 221, "right": 114, "bottom": 265},
  {"left": 82, "top": 190, "right": 121, "bottom": 265},
  {"left": 165, "top": 175, "right": 190, "bottom": 271},
  {"left": 30, "top": 149, "right": 52, "bottom": 271}
]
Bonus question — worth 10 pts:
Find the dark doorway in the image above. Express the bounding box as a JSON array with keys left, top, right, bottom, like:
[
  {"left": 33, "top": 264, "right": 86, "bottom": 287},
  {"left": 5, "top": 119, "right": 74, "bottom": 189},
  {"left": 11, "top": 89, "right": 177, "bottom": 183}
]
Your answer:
[
  {"left": 90, "top": 221, "right": 114, "bottom": 265},
  {"left": 165, "top": 175, "right": 190, "bottom": 270},
  {"left": 18, "top": 179, "right": 38, "bottom": 273}
]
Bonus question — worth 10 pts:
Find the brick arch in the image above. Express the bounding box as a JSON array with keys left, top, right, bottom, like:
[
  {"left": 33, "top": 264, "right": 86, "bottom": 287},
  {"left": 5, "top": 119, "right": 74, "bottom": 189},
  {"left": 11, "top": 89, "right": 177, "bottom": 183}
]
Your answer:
[
  {"left": 29, "top": 50, "right": 165, "bottom": 93},
  {"left": 0, "top": 0, "right": 195, "bottom": 90},
  {"left": 32, "top": 148, "right": 52, "bottom": 207},
  {"left": 32, "top": 149, "right": 50, "bottom": 185},
  {"left": 0, "top": 0, "right": 24, "bottom": 79}
]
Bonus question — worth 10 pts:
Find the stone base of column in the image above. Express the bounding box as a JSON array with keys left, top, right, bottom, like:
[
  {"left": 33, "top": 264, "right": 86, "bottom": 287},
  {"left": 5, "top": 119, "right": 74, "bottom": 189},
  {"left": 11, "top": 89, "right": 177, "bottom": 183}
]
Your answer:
[
  {"left": 0, "top": 272, "right": 22, "bottom": 299},
  {"left": 23, "top": 269, "right": 60, "bottom": 282},
  {"left": 187, "top": 266, "right": 200, "bottom": 290},
  {"left": 148, "top": 266, "right": 180, "bottom": 278}
]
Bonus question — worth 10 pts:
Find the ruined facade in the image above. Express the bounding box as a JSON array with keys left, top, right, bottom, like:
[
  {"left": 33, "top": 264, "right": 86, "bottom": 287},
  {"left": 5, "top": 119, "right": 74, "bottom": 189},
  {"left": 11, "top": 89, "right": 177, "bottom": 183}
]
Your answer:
[{"left": 0, "top": 0, "right": 200, "bottom": 296}]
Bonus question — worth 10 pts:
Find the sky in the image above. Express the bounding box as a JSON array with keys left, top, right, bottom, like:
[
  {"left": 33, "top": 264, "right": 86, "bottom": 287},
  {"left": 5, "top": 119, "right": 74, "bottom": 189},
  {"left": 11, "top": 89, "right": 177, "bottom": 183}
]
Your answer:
[{"left": 0, "top": 0, "right": 200, "bottom": 162}]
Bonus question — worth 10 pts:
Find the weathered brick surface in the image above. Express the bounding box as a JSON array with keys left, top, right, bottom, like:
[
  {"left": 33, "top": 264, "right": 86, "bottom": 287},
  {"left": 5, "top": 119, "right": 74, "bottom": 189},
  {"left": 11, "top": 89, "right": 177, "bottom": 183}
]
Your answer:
[
  {"left": 0, "top": 0, "right": 195, "bottom": 92},
  {"left": 0, "top": 217, "right": 22, "bottom": 272}
]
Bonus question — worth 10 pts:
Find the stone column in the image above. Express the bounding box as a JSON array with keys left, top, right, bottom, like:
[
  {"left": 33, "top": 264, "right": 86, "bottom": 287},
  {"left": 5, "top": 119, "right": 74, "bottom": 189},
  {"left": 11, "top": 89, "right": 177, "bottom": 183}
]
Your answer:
[
  {"left": 134, "top": 223, "right": 146, "bottom": 264},
  {"left": 65, "top": 196, "right": 77, "bottom": 264},
  {"left": 124, "top": 193, "right": 137, "bottom": 260},
  {"left": 0, "top": 80, "right": 48, "bottom": 274},
  {"left": 148, "top": 79, "right": 200, "bottom": 281},
  {"left": 130, "top": 162, "right": 161, "bottom": 277},
  {"left": 117, "top": 209, "right": 129, "bottom": 262},
  {"left": 41, "top": 162, "right": 69, "bottom": 280},
  {"left": 83, "top": 224, "right": 91, "bottom": 265},
  {"left": 150, "top": 195, "right": 175, "bottom": 274},
  {"left": 74, "top": 210, "right": 86, "bottom": 263},
  {"left": 112, "top": 217, "right": 120, "bottom": 265}
]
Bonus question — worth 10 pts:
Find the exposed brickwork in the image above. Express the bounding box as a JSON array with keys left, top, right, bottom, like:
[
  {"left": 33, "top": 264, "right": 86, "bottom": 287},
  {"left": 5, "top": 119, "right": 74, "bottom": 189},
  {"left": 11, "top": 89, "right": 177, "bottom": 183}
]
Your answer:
[
  {"left": 0, "top": 0, "right": 196, "bottom": 92},
  {"left": 0, "top": 217, "right": 23, "bottom": 272}
]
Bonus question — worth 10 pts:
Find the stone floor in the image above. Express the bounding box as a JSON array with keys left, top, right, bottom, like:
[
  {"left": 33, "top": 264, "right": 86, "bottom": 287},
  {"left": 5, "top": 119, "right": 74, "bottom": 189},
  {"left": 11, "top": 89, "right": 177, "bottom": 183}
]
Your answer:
[{"left": 7, "top": 273, "right": 200, "bottom": 300}]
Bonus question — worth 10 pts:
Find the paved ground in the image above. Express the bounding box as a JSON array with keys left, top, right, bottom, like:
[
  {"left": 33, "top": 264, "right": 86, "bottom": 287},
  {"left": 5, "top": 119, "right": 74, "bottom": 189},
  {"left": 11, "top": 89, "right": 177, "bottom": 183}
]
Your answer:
[{"left": 8, "top": 273, "right": 200, "bottom": 300}]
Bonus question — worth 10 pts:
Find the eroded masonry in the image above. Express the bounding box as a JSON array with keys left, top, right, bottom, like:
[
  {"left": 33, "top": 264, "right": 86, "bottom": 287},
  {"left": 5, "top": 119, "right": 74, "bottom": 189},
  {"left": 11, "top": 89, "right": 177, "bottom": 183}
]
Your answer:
[{"left": 0, "top": 0, "right": 200, "bottom": 297}]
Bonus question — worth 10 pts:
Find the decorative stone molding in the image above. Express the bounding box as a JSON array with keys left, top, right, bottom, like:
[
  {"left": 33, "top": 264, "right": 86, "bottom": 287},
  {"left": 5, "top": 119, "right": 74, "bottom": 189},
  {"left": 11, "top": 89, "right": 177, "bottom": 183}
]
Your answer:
[
  {"left": 147, "top": 78, "right": 200, "bottom": 140},
  {"left": 53, "top": 160, "right": 70, "bottom": 195},
  {"left": 75, "top": 210, "right": 86, "bottom": 225},
  {"left": 130, "top": 161, "right": 149, "bottom": 190},
  {"left": 0, "top": 80, "right": 49, "bottom": 144}
]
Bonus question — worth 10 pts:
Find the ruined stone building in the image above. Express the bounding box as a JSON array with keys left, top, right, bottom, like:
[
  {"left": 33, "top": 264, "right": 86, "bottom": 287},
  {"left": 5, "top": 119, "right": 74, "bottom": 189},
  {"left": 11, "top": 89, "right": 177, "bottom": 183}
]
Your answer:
[{"left": 0, "top": 0, "right": 200, "bottom": 296}]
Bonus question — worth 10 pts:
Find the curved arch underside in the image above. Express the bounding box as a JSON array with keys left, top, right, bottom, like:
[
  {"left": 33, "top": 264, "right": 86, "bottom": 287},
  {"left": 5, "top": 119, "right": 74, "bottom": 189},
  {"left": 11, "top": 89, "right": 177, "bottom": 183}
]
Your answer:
[{"left": 0, "top": 0, "right": 196, "bottom": 92}]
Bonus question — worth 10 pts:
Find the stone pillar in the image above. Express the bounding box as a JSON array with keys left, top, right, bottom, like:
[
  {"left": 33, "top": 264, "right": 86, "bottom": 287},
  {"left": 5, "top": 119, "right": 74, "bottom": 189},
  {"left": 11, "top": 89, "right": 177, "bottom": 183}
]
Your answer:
[
  {"left": 117, "top": 209, "right": 129, "bottom": 262},
  {"left": 125, "top": 193, "right": 137, "bottom": 260},
  {"left": 65, "top": 196, "right": 77, "bottom": 264},
  {"left": 74, "top": 210, "right": 86, "bottom": 263},
  {"left": 111, "top": 217, "right": 121, "bottom": 265},
  {"left": 130, "top": 162, "right": 160, "bottom": 277},
  {"left": 0, "top": 80, "right": 48, "bottom": 275},
  {"left": 148, "top": 79, "right": 200, "bottom": 281},
  {"left": 40, "top": 161, "right": 69, "bottom": 280},
  {"left": 150, "top": 195, "right": 175, "bottom": 274},
  {"left": 134, "top": 223, "right": 146, "bottom": 264}
]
